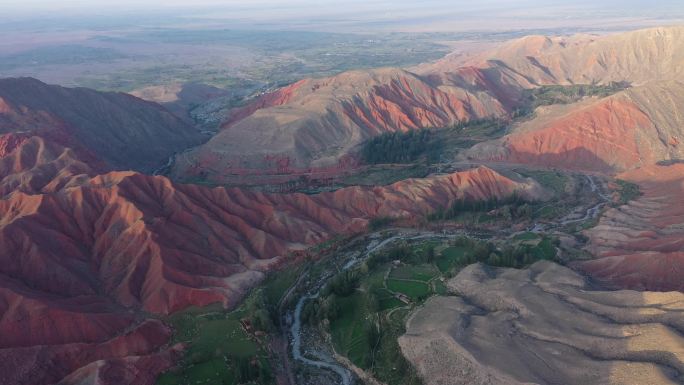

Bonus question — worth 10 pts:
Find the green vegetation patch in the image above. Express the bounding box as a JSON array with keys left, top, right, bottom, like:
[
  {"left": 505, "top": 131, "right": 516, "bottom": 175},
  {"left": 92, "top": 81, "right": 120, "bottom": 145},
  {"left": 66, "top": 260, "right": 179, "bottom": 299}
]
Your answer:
[
  {"left": 340, "top": 164, "right": 430, "bottom": 187},
  {"left": 515, "top": 82, "right": 630, "bottom": 117},
  {"left": 519, "top": 170, "right": 569, "bottom": 195},
  {"left": 389, "top": 264, "right": 439, "bottom": 282},
  {"left": 614, "top": 179, "right": 641, "bottom": 205},
  {"left": 368, "top": 216, "right": 396, "bottom": 231},
  {"left": 514, "top": 232, "right": 539, "bottom": 241},
  {"left": 157, "top": 308, "right": 272, "bottom": 385},
  {"left": 386, "top": 279, "right": 431, "bottom": 301},
  {"left": 379, "top": 295, "right": 405, "bottom": 311},
  {"left": 157, "top": 264, "right": 306, "bottom": 385},
  {"left": 530, "top": 237, "right": 557, "bottom": 260},
  {"left": 428, "top": 193, "right": 531, "bottom": 222},
  {"left": 262, "top": 265, "right": 302, "bottom": 306},
  {"left": 305, "top": 234, "right": 561, "bottom": 385},
  {"left": 329, "top": 293, "right": 376, "bottom": 367},
  {"left": 436, "top": 246, "right": 469, "bottom": 273},
  {"left": 361, "top": 129, "right": 440, "bottom": 164},
  {"left": 433, "top": 279, "right": 448, "bottom": 295}
]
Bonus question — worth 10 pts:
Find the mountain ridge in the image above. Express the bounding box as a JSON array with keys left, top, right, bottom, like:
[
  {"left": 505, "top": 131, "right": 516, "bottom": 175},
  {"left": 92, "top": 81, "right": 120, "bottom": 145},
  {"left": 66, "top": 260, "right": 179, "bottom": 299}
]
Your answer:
[{"left": 0, "top": 77, "right": 206, "bottom": 172}]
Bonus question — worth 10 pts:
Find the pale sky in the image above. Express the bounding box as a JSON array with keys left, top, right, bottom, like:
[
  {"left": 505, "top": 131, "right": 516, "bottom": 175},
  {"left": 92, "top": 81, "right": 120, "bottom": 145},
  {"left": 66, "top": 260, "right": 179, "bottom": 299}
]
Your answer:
[{"left": 2, "top": 0, "right": 683, "bottom": 33}]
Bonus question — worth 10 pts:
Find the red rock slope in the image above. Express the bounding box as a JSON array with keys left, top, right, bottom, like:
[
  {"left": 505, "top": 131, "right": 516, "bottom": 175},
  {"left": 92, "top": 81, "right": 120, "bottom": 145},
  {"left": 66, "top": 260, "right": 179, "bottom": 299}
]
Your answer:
[
  {"left": 462, "top": 80, "right": 684, "bottom": 291},
  {"left": 0, "top": 134, "right": 538, "bottom": 385},
  {"left": 171, "top": 67, "right": 517, "bottom": 182},
  {"left": 172, "top": 27, "right": 684, "bottom": 183},
  {"left": 578, "top": 165, "right": 684, "bottom": 292},
  {"left": 467, "top": 80, "right": 684, "bottom": 173}
]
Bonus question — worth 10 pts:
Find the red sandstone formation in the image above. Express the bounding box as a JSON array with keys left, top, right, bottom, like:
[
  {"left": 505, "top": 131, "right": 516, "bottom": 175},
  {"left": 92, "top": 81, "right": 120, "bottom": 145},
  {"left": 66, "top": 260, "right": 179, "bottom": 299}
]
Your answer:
[
  {"left": 578, "top": 165, "right": 684, "bottom": 291},
  {"left": 468, "top": 80, "right": 684, "bottom": 173},
  {"left": 0, "top": 134, "right": 96, "bottom": 196},
  {"left": 469, "top": 96, "right": 657, "bottom": 172},
  {"left": 0, "top": 134, "right": 537, "bottom": 385}
]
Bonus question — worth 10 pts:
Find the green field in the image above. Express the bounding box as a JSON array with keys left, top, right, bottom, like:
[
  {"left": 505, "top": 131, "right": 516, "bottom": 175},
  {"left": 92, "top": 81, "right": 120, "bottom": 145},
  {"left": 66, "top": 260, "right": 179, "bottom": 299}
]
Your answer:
[
  {"left": 389, "top": 264, "right": 439, "bottom": 282},
  {"left": 327, "top": 274, "right": 422, "bottom": 385},
  {"left": 530, "top": 238, "right": 557, "bottom": 260},
  {"left": 157, "top": 308, "right": 272, "bottom": 385},
  {"left": 310, "top": 235, "right": 561, "bottom": 385},
  {"left": 330, "top": 293, "right": 376, "bottom": 367},
  {"left": 514, "top": 232, "right": 539, "bottom": 241},
  {"left": 339, "top": 164, "right": 430, "bottom": 187},
  {"left": 436, "top": 246, "right": 468, "bottom": 273},
  {"left": 379, "top": 295, "right": 405, "bottom": 310},
  {"left": 386, "top": 279, "right": 431, "bottom": 300},
  {"left": 433, "top": 279, "right": 448, "bottom": 295},
  {"left": 517, "top": 170, "right": 569, "bottom": 195},
  {"left": 155, "top": 264, "right": 309, "bottom": 385}
]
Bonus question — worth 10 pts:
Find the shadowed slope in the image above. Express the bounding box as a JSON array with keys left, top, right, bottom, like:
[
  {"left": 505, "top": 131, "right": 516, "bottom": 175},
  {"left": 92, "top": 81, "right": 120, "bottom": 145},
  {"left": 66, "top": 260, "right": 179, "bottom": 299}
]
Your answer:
[{"left": 0, "top": 77, "right": 206, "bottom": 172}]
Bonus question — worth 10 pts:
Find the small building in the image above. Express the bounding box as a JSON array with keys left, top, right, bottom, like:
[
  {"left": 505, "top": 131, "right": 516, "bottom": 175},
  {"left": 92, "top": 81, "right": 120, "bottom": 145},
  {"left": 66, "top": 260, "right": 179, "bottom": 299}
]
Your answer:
[{"left": 395, "top": 293, "right": 411, "bottom": 304}]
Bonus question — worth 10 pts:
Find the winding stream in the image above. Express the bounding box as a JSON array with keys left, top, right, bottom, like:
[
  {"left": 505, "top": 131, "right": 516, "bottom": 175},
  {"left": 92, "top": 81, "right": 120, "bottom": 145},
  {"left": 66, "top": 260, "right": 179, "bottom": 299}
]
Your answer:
[
  {"left": 559, "top": 176, "right": 610, "bottom": 225},
  {"left": 289, "top": 235, "right": 408, "bottom": 385},
  {"left": 288, "top": 232, "right": 481, "bottom": 384},
  {"left": 288, "top": 175, "right": 609, "bottom": 383},
  {"left": 532, "top": 175, "right": 610, "bottom": 231}
]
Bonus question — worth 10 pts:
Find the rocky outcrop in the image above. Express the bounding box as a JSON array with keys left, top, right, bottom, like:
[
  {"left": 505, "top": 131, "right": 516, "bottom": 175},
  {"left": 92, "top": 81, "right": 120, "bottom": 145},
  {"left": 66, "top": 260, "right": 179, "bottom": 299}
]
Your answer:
[{"left": 400, "top": 261, "right": 684, "bottom": 385}]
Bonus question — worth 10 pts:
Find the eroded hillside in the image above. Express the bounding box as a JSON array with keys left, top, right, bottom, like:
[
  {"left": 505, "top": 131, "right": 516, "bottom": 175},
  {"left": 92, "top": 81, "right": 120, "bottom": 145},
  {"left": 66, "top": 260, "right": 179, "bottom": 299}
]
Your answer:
[
  {"left": 400, "top": 262, "right": 684, "bottom": 385},
  {"left": 0, "top": 132, "right": 538, "bottom": 385},
  {"left": 171, "top": 27, "right": 684, "bottom": 184}
]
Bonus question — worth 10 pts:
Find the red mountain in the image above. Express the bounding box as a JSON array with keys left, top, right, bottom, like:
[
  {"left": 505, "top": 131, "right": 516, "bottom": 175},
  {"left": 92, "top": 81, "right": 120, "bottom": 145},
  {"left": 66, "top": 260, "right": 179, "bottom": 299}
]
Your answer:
[
  {"left": 0, "top": 133, "right": 537, "bottom": 385},
  {"left": 0, "top": 77, "right": 206, "bottom": 172}
]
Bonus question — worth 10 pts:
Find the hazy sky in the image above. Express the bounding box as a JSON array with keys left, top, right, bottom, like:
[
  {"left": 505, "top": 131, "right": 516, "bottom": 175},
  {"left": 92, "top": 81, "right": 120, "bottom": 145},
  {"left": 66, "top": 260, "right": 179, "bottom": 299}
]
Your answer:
[{"left": 2, "top": 0, "right": 683, "bottom": 33}]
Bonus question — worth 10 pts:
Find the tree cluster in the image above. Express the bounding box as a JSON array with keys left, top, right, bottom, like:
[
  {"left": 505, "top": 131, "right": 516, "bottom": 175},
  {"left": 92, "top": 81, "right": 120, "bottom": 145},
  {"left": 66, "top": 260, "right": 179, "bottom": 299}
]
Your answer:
[
  {"left": 428, "top": 193, "right": 530, "bottom": 221},
  {"left": 361, "top": 129, "right": 439, "bottom": 164}
]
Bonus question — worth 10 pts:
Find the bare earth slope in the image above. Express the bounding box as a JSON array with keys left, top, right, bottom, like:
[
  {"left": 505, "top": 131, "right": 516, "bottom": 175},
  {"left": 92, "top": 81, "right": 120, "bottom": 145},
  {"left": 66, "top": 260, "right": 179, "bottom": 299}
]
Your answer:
[
  {"left": 173, "top": 27, "right": 684, "bottom": 183},
  {"left": 579, "top": 165, "right": 684, "bottom": 292},
  {"left": 0, "top": 134, "right": 539, "bottom": 385},
  {"left": 400, "top": 261, "right": 684, "bottom": 385},
  {"left": 467, "top": 80, "right": 684, "bottom": 172},
  {"left": 453, "top": 28, "right": 684, "bottom": 292},
  {"left": 172, "top": 68, "right": 515, "bottom": 181},
  {"left": 424, "top": 27, "right": 684, "bottom": 86},
  {"left": 0, "top": 77, "right": 206, "bottom": 172}
]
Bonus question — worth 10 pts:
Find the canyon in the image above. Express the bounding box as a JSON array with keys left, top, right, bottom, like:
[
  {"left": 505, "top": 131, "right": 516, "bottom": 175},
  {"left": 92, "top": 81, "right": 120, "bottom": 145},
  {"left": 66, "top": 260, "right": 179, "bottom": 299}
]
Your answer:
[
  {"left": 0, "top": 129, "right": 537, "bottom": 384},
  {"left": 1, "top": 25, "right": 684, "bottom": 385}
]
